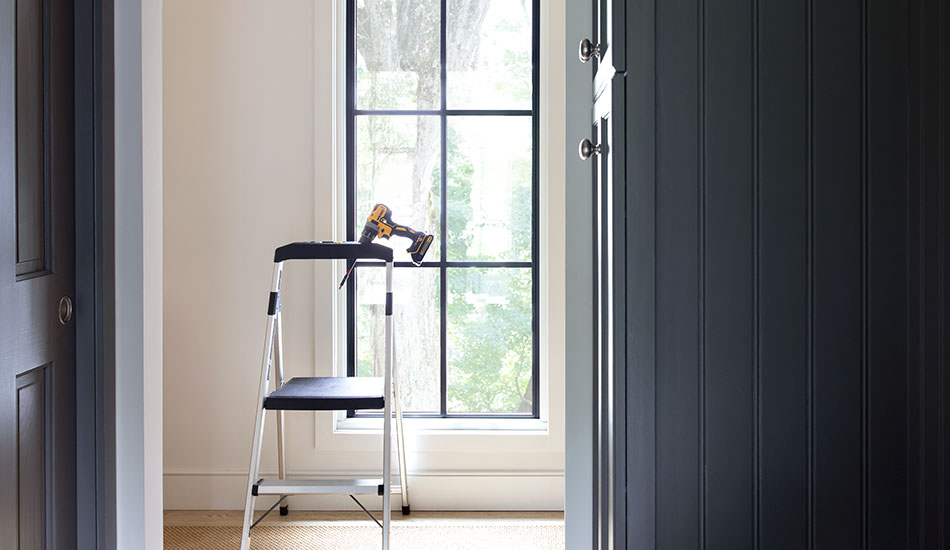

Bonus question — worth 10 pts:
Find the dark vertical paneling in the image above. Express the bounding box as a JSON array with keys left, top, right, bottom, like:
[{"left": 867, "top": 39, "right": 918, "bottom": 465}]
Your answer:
[
  {"left": 810, "top": 0, "right": 864, "bottom": 547},
  {"left": 756, "top": 0, "right": 809, "bottom": 546},
  {"left": 864, "top": 0, "right": 909, "bottom": 546},
  {"left": 702, "top": 0, "right": 755, "bottom": 548},
  {"left": 942, "top": 4, "right": 950, "bottom": 545},
  {"left": 624, "top": 0, "right": 656, "bottom": 547},
  {"left": 621, "top": 0, "right": 948, "bottom": 546},
  {"left": 918, "top": 3, "right": 942, "bottom": 548},
  {"left": 655, "top": 0, "right": 702, "bottom": 545},
  {"left": 904, "top": 0, "right": 948, "bottom": 548},
  {"left": 905, "top": 0, "right": 923, "bottom": 547}
]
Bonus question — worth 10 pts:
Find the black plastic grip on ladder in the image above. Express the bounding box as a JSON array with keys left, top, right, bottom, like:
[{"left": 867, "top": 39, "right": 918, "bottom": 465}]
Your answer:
[
  {"left": 386, "top": 292, "right": 393, "bottom": 315},
  {"left": 267, "top": 292, "right": 280, "bottom": 315},
  {"left": 273, "top": 241, "right": 394, "bottom": 262}
]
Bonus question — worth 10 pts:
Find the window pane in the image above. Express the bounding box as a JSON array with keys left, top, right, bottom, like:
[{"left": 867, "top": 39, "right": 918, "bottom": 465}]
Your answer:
[
  {"left": 356, "top": 116, "right": 441, "bottom": 263},
  {"left": 447, "top": 268, "right": 532, "bottom": 414},
  {"left": 357, "top": 266, "right": 441, "bottom": 413},
  {"left": 356, "top": 0, "right": 441, "bottom": 110},
  {"left": 447, "top": 0, "right": 532, "bottom": 110},
  {"left": 446, "top": 116, "right": 531, "bottom": 261}
]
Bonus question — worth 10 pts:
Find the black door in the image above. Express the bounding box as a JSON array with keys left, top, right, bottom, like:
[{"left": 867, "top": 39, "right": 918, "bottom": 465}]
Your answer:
[
  {"left": 582, "top": 0, "right": 626, "bottom": 547},
  {"left": 0, "top": 0, "right": 77, "bottom": 547},
  {"left": 614, "top": 0, "right": 950, "bottom": 548}
]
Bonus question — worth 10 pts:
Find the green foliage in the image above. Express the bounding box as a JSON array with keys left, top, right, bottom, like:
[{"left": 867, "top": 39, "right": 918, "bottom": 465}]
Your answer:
[
  {"left": 443, "top": 125, "right": 533, "bottom": 413},
  {"left": 447, "top": 268, "right": 532, "bottom": 413},
  {"left": 445, "top": 125, "right": 476, "bottom": 260}
]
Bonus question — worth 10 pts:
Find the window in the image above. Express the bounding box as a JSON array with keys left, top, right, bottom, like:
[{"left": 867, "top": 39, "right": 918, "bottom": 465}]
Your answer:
[{"left": 345, "top": 0, "right": 539, "bottom": 417}]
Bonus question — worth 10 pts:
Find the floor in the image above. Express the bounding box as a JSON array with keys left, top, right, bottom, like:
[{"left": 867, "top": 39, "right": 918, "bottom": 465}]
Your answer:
[{"left": 164, "top": 510, "right": 565, "bottom": 550}]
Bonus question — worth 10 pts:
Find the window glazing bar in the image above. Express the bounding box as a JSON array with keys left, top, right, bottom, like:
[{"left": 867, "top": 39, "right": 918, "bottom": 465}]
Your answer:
[
  {"left": 353, "top": 109, "right": 533, "bottom": 117},
  {"left": 349, "top": 261, "right": 533, "bottom": 269}
]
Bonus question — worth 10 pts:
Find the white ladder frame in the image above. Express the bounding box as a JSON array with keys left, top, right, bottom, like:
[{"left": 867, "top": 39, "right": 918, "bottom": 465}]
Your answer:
[{"left": 240, "top": 260, "right": 408, "bottom": 549}]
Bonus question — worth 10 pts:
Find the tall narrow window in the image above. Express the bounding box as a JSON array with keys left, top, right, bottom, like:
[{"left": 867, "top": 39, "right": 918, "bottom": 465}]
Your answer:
[{"left": 346, "top": 0, "right": 539, "bottom": 417}]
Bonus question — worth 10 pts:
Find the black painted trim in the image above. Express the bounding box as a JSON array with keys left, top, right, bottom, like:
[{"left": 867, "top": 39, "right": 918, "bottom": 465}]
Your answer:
[
  {"left": 74, "top": 0, "right": 112, "bottom": 547},
  {"left": 346, "top": 260, "right": 531, "bottom": 269},
  {"left": 354, "top": 109, "right": 532, "bottom": 117},
  {"left": 74, "top": 0, "right": 99, "bottom": 546},
  {"left": 530, "top": 0, "right": 541, "bottom": 419},
  {"left": 439, "top": 0, "right": 448, "bottom": 417}
]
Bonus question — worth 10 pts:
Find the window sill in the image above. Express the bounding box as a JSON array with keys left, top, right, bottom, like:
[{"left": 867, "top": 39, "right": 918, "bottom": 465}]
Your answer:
[{"left": 334, "top": 416, "right": 550, "bottom": 435}]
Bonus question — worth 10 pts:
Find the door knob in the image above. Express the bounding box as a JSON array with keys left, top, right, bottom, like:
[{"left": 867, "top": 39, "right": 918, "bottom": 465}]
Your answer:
[
  {"left": 58, "top": 296, "right": 73, "bottom": 325},
  {"left": 578, "top": 138, "right": 602, "bottom": 160},
  {"left": 578, "top": 38, "right": 601, "bottom": 63}
]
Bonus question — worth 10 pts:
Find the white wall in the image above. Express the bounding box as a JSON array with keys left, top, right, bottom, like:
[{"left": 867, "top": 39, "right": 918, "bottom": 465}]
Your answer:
[
  {"left": 114, "top": 0, "right": 162, "bottom": 547},
  {"left": 163, "top": 0, "right": 566, "bottom": 511}
]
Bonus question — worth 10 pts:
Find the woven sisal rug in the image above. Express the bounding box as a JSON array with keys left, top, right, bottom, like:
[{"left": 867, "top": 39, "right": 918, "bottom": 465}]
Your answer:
[{"left": 164, "top": 524, "right": 565, "bottom": 550}]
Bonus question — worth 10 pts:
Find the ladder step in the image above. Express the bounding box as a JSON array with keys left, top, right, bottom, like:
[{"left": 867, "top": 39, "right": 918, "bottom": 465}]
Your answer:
[{"left": 253, "top": 478, "right": 402, "bottom": 496}]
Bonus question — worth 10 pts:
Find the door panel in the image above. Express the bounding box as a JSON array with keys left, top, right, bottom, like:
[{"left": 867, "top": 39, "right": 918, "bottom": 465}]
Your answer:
[
  {"left": 15, "top": 0, "right": 48, "bottom": 277},
  {"left": 17, "top": 367, "right": 49, "bottom": 550},
  {"left": 1, "top": 0, "right": 76, "bottom": 547}
]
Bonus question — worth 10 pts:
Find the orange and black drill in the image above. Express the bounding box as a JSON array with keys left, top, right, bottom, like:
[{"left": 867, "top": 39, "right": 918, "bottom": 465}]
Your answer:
[
  {"left": 339, "top": 204, "right": 433, "bottom": 289},
  {"left": 358, "top": 203, "right": 434, "bottom": 265}
]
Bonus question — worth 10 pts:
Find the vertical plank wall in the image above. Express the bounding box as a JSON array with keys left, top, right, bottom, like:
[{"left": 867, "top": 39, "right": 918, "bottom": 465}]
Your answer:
[{"left": 622, "top": 0, "right": 949, "bottom": 547}]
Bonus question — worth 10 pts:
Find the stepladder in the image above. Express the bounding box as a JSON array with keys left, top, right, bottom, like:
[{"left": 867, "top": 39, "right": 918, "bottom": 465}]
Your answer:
[{"left": 240, "top": 242, "right": 411, "bottom": 550}]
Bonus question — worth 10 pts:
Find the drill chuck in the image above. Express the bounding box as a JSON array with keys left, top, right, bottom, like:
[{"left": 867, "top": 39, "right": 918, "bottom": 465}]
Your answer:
[{"left": 359, "top": 221, "right": 379, "bottom": 244}]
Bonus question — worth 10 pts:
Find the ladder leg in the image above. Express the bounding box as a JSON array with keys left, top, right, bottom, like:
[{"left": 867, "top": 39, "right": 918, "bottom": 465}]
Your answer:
[
  {"left": 382, "top": 261, "right": 393, "bottom": 550},
  {"left": 274, "top": 312, "right": 289, "bottom": 516},
  {"left": 392, "top": 330, "right": 410, "bottom": 515},
  {"left": 276, "top": 409, "right": 287, "bottom": 516},
  {"left": 240, "top": 404, "right": 267, "bottom": 550},
  {"left": 383, "top": 409, "right": 392, "bottom": 550},
  {"left": 241, "top": 263, "right": 283, "bottom": 550}
]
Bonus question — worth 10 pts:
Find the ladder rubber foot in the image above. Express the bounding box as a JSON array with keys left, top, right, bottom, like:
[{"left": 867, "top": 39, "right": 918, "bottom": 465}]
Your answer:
[
  {"left": 279, "top": 505, "right": 289, "bottom": 516},
  {"left": 401, "top": 505, "right": 411, "bottom": 516}
]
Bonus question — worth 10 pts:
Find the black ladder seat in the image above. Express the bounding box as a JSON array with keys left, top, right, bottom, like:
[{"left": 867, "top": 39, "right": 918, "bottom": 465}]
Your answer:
[{"left": 263, "top": 376, "right": 385, "bottom": 411}]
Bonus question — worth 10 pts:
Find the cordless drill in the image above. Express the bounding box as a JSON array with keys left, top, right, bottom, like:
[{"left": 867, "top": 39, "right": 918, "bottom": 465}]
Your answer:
[
  {"left": 338, "top": 204, "right": 433, "bottom": 289},
  {"left": 358, "top": 203, "right": 434, "bottom": 265}
]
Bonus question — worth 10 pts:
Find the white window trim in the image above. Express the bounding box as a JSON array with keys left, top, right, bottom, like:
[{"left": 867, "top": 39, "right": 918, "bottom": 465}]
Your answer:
[{"left": 318, "top": 0, "right": 562, "bottom": 436}]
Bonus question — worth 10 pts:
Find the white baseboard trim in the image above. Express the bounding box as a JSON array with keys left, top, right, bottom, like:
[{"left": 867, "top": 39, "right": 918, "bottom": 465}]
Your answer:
[{"left": 163, "top": 471, "right": 565, "bottom": 511}]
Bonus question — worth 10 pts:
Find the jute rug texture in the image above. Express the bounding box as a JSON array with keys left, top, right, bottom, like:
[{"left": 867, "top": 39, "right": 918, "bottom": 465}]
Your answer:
[{"left": 164, "top": 524, "right": 565, "bottom": 550}]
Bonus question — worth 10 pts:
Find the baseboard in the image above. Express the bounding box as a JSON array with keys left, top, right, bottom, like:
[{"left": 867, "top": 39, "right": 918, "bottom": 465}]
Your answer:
[{"left": 163, "top": 471, "right": 565, "bottom": 511}]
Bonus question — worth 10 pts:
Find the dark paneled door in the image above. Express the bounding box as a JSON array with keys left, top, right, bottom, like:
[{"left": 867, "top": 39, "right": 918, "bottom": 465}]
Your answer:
[
  {"left": 580, "top": 0, "right": 626, "bottom": 547},
  {"left": 0, "top": 0, "right": 77, "bottom": 548}
]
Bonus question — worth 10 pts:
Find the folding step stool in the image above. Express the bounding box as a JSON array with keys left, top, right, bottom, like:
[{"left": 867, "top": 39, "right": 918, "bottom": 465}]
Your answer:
[{"left": 240, "top": 242, "right": 410, "bottom": 550}]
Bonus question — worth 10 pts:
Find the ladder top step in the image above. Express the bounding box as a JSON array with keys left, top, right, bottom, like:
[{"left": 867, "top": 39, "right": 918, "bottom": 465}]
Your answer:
[{"left": 274, "top": 241, "right": 393, "bottom": 263}]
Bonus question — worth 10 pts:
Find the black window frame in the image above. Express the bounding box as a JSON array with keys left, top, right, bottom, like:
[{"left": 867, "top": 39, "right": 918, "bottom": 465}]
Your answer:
[{"left": 344, "top": 0, "right": 540, "bottom": 419}]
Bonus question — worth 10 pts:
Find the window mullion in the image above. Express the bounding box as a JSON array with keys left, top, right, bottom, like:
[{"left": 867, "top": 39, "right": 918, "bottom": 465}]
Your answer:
[{"left": 439, "top": 0, "right": 448, "bottom": 418}]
